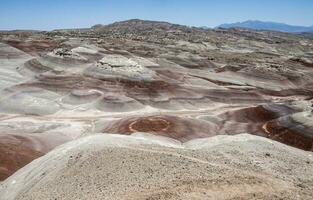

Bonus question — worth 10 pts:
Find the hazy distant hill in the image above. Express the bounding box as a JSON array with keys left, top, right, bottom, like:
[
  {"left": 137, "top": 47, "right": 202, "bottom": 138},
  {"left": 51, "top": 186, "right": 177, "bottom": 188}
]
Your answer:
[{"left": 217, "top": 20, "right": 313, "bottom": 33}]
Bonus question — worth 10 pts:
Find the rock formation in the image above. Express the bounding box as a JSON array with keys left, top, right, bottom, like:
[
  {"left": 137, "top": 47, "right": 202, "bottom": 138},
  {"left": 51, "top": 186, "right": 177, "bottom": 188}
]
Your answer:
[{"left": 0, "top": 19, "right": 312, "bottom": 199}]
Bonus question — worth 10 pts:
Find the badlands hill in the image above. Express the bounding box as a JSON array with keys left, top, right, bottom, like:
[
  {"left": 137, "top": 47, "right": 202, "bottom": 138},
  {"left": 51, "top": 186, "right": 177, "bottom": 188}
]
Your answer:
[
  {"left": 0, "top": 19, "right": 313, "bottom": 199},
  {"left": 1, "top": 133, "right": 313, "bottom": 200}
]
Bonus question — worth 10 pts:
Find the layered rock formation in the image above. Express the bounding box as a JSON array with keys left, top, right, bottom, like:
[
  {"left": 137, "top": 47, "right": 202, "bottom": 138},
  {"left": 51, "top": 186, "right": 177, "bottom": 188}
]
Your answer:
[{"left": 0, "top": 19, "right": 313, "bottom": 199}]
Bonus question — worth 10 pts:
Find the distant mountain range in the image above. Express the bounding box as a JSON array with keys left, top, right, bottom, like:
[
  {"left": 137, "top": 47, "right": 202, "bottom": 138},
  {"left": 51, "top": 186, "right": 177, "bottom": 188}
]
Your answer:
[{"left": 217, "top": 20, "right": 313, "bottom": 33}]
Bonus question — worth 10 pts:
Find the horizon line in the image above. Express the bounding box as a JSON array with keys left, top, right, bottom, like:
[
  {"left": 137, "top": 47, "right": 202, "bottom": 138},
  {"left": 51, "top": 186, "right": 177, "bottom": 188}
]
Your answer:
[{"left": 0, "top": 18, "right": 312, "bottom": 32}]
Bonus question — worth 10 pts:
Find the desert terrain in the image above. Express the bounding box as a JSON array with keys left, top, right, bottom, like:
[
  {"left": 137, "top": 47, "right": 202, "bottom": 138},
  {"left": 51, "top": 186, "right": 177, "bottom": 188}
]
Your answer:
[{"left": 0, "top": 19, "right": 312, "bottom": 199}]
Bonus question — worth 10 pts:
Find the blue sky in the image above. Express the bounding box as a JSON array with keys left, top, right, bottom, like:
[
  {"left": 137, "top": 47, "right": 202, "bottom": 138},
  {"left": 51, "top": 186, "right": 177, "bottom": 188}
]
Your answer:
[{"left": 1, "top": 0, "right": 313, "bottom": 30}]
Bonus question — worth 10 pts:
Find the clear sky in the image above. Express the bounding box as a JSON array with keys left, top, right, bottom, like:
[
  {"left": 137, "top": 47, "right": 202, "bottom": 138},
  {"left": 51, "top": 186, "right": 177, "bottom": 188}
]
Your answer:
[{"left": 1, "top": 0, "right": 313, "bottom": 30}]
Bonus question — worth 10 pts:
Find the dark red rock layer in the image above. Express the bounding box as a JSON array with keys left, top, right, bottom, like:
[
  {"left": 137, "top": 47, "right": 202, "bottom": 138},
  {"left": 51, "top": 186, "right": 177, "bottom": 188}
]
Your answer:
[
  {"left": 263, "top": 121, "right": 313, "bottom": 151},
  {"left": 103, "top": 115, "right": 218, "bottom": 142},
  {"left": 0, "top": 134, "right": 44, "bottom": 181}
]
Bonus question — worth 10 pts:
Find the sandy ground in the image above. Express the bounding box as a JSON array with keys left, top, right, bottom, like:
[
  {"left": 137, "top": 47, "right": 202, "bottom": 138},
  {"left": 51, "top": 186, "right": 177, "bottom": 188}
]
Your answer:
[{"left": 1, "top": 133, "right": 312, "bottom": 200}]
